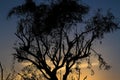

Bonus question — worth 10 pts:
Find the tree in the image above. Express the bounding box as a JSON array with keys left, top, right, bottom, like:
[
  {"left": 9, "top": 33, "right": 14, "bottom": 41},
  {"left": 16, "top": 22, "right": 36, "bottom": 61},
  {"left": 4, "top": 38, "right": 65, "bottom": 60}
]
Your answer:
[
  {"left": 0, "top": 61, "right": 16, "bottom": 80},
  {"left": 8, "top": 0, "right": 119, "bottom": 80},
  {"left": 0, "top": 62, "right": 3, "bottom": 80},
  {"left": 16, "top": 64, "right": 42, "bottom": 80}
]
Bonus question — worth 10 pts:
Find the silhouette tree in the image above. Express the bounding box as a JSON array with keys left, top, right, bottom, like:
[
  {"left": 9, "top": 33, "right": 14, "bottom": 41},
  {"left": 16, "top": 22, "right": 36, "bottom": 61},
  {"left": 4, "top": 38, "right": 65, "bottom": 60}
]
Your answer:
[
  {"left": 0, "top": 62, "right": 3, "bottom": 80},
  {"left": 16, "top": 64, "right": 48, "bottom": 80},
  {"left": 0, "top": 61, "right": 16, "bottom": 80},
  {"left": 8, "top": 0, "right": 119, "bottom": 80}
]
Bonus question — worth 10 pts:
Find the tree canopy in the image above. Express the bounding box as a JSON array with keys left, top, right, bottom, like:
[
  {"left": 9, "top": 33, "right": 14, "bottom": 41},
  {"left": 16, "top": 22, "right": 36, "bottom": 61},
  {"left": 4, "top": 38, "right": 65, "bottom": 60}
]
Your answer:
[{"left": 8, "top": 0, "right": 119, "bottom": 80}]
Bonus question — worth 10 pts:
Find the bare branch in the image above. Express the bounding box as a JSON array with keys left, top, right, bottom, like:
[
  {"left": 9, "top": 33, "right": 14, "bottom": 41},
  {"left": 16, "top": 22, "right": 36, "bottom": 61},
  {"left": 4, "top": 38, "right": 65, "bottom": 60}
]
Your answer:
[{"left": 0, "top": 62, "right": 3, "bottom": 80}]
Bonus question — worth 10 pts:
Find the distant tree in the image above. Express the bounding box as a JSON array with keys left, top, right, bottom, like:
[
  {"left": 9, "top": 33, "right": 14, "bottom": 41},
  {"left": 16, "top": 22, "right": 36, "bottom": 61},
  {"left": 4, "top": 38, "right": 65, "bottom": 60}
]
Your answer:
[
  {"left": 8, "top": 0, "right": 119, "bottom": 80},
  {"left": 16, "top": 64, "right": 47, "bottom": 80},
  {"left": 0, "top": 61, "right": 16, "bottom": 80},
  {"left": 0, "top": 62, "right": 3, "bottom": 80}
]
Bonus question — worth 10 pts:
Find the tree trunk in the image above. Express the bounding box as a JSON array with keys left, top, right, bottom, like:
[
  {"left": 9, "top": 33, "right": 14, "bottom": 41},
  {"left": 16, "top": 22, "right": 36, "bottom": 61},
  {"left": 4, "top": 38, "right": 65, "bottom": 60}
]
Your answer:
[
  {"left": 63, "top": 67, "right": 69, "bottom": 80},
  {"left": 63, "top": 72, "right": 69, "bottom": 80},
  {"left": 49, "top": 75, "right": 58, "bottom": 80},
  {"left": 49, "top": 71, "right": 58, "bottom": 80}
]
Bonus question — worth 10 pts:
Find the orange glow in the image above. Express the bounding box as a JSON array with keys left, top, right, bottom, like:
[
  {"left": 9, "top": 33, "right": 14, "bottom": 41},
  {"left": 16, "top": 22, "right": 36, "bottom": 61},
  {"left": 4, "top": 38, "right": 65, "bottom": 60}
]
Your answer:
[{"left": 16, "top": 60, "right": 100, "bottom": 80}]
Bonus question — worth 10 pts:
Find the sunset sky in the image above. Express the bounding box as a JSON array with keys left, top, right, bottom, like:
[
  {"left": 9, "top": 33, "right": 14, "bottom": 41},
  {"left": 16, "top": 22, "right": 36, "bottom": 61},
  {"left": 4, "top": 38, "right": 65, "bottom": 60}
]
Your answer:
[{"left": 0, "top": 0, "right": 120, "bottom": 80}]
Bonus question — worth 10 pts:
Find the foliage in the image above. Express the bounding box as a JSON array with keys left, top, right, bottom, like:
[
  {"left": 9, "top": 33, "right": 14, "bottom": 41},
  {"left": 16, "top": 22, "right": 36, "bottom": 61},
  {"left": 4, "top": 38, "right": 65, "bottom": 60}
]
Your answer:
[{"left": 8, "top": 0, "right": 119, "bottom": 80}]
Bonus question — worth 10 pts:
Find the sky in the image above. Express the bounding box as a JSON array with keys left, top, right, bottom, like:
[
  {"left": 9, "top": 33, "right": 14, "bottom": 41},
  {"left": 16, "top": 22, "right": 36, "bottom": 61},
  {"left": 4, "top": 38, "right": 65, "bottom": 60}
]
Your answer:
[{"left": 0, "top": 0, "right": 120, "bottom": 80}]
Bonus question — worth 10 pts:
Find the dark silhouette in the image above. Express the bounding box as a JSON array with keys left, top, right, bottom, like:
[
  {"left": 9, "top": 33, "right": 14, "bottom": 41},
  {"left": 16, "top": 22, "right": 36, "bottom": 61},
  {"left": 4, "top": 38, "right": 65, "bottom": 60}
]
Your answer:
[
  {"left": 0, "top": 62, "right": 3, "bottom": 80},
  {"left": 8, "top": 0, "right": 119, "bottom": 80},
  {"left": 0, "top": 62, "right": 15, "bottom": 80},
  {"left": 17, "top": 64, "right": 45, "bottom": 80}
]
